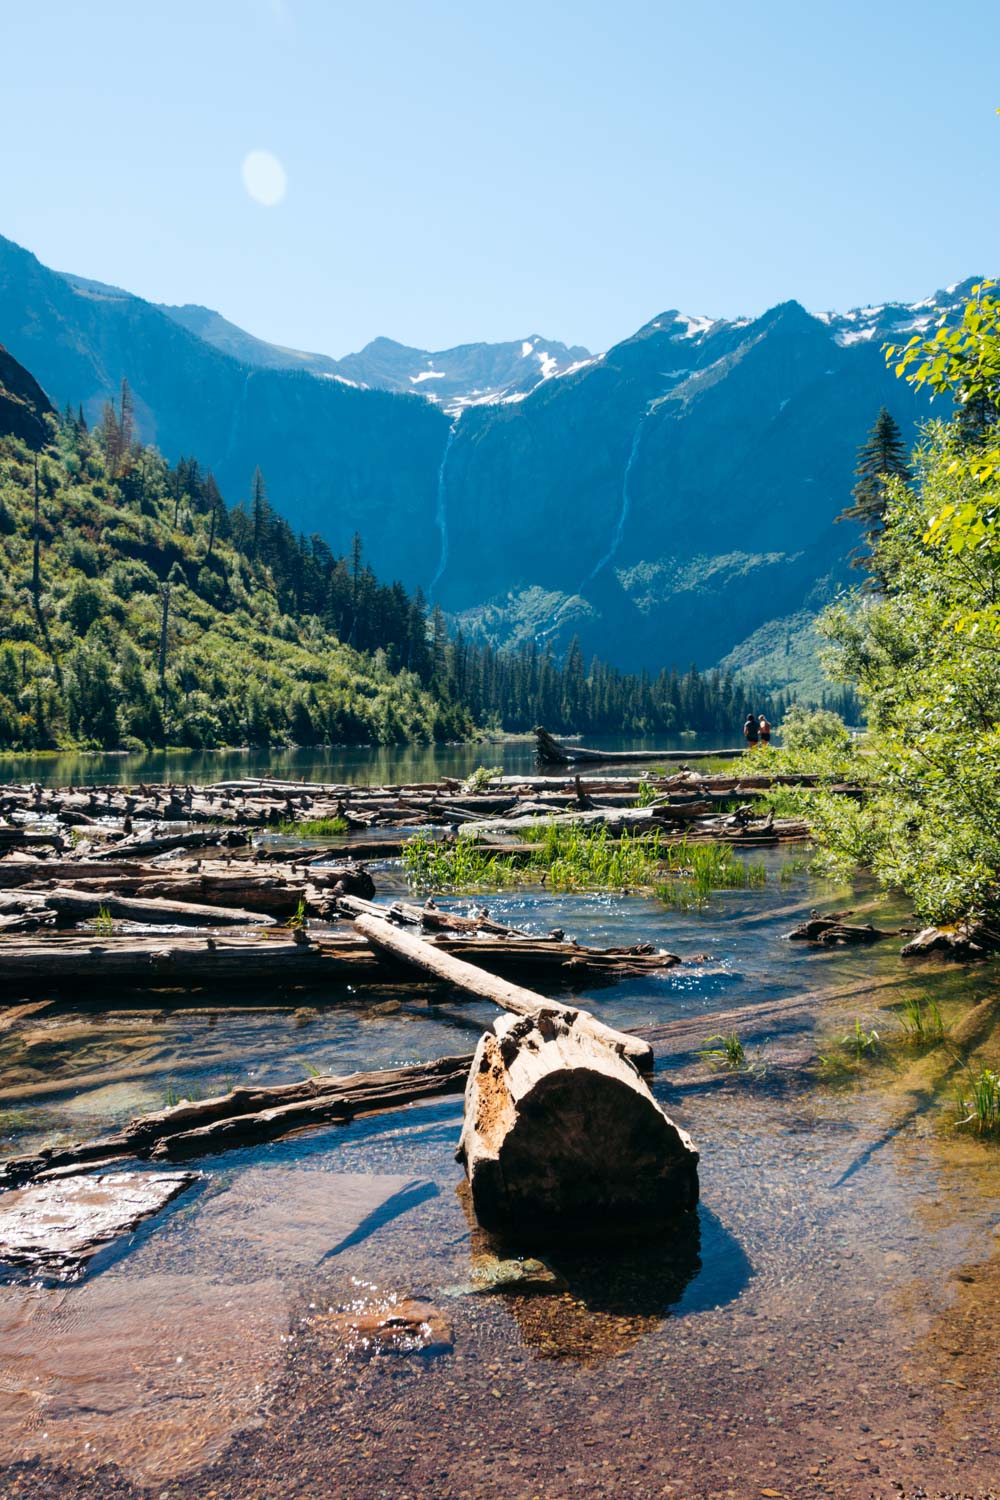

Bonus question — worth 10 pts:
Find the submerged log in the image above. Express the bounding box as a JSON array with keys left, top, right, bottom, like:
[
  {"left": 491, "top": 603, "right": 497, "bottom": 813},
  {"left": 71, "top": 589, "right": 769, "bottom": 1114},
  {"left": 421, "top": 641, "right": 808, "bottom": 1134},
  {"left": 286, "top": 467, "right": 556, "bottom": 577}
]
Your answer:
[
  {"left": 0, "top": 1170, "right": 200, "bottom": 1278},
  {"left": 0, "top": 1055, "right": 474, "bottom": 1187},
  {"left": 352, "top": 911, "right": 654, "bottom": 1071},
  {"left": 457, "top": 1012, "right": 698, "bottom": 1241}
]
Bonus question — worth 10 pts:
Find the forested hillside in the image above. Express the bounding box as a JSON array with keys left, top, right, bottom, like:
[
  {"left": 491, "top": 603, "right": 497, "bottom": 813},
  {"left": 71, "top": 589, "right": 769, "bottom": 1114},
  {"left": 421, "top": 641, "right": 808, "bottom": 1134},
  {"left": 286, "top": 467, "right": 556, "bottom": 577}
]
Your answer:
[{"left": 0, "top": 389, "right": 470, "bottom": 751}]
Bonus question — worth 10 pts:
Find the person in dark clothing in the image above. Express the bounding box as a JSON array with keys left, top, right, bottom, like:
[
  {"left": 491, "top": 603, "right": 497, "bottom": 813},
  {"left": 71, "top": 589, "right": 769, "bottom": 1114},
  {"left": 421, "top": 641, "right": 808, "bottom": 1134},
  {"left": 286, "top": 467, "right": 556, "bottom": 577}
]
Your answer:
[{"left": 743, "top": 714, "right": 758, "bottom": 747}]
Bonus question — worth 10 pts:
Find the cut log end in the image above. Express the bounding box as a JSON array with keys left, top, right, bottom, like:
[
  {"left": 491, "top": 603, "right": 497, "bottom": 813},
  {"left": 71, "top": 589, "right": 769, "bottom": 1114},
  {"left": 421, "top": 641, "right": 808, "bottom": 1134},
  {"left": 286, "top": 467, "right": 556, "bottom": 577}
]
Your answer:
[{"left": 459, "top": 1013, "right": 698, "bottom": 1243}]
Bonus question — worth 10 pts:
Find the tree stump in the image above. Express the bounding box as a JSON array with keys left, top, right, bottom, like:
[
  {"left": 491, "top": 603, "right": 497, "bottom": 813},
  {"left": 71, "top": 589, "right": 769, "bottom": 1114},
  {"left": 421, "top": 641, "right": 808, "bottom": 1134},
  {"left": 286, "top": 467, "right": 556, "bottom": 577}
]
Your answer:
[{"left": 457, "top": 1013, "right": 698, "bottom": 1242}]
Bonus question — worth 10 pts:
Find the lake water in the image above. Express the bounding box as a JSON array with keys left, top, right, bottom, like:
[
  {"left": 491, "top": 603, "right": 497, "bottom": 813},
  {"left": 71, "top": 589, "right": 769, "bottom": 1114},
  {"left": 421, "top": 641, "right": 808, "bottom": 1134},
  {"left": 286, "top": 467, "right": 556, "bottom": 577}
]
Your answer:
[
  {"left": 0, "top": 732, "right": 739, "bottom": 789},
  {"left": 2, "top": 852, "right": 999, "bottom": 1496}
]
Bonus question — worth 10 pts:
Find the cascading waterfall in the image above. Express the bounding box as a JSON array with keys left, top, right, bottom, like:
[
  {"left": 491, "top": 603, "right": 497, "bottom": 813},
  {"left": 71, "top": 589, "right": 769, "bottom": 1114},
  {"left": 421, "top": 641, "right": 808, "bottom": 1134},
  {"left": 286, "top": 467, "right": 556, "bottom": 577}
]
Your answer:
[
  {"left": 581, "top": 406, "right": 650, "bottom": 588},
  {"left": 533, "top": 405, "right": 653, "bottom": 645},
  {"left": 429, "top": 421, "right": 458, "bottom": 599}
]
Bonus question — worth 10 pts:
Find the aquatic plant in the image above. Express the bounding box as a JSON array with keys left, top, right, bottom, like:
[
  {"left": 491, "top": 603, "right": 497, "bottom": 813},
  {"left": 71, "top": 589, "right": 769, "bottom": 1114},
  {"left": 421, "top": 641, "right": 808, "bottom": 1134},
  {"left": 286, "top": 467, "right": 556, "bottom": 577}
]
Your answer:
[
  {"left": 698, "top": 1031, "right": 746, "bottom": 1070},
  {"left": 93, "top": 903, "right": 115, "bottom": 936},
  {"left": 634, "top": 778, "right": 659, "bottom": 807},
  {"left": 287, "top": 898, "right": 308, "bottom": 929},
  {"left": 656, "top": 840, "right": 767, "bottom": 908},
  {"left": 278, "top": 816, "right": 349, "bottom": 837},
  {"left": 898, "top": 995, "right": 946, "bottom": 1048},
  {"left": 844, "top": 1017, "right": 880, "bottom": 1061},
  {"left": 405, "top": 824, "right": 769, "bottom": 899},
  {"left": 955, "top": 1066, "right": 1000, "bottom": 1136},
  {"left": 403, "top": 832, "right": 520, "bottom": 890}
]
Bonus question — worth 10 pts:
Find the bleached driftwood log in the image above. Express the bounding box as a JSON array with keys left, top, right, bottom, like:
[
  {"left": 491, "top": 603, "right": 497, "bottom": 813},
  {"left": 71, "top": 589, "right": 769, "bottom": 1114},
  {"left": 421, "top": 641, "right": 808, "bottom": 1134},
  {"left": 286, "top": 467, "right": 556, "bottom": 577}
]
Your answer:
[
  {"left": 457, "top": 1012, "right": 698, "bottom": 1240},
  {"left": 352, "top": 911, "right": 653, "bottom": 1071}
]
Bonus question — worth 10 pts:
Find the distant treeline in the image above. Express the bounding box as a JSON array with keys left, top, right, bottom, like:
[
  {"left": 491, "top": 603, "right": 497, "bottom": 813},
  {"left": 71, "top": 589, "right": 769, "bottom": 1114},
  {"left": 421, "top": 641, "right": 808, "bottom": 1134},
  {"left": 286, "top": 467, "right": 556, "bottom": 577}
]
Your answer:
[{"left": 435, "top": 633, "right": 859, "bottom": 736}]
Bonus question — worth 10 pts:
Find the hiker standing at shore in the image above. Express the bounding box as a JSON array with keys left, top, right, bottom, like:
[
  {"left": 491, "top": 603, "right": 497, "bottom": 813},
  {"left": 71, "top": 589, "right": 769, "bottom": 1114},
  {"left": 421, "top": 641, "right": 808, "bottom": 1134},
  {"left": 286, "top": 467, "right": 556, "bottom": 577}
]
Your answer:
[
  {"left": 743, "top": 713, "right": 758, "bottom": 748},
  {"left": 758, "top": 713, "right": 771, "bottom": 747}
]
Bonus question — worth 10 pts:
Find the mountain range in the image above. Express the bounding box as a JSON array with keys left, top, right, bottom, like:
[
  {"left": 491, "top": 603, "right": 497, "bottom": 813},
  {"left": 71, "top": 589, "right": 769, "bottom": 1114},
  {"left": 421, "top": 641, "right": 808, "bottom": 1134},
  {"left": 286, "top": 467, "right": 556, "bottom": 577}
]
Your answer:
[{"left": 0, "top": 231, "right": 969, "bottom": 691}]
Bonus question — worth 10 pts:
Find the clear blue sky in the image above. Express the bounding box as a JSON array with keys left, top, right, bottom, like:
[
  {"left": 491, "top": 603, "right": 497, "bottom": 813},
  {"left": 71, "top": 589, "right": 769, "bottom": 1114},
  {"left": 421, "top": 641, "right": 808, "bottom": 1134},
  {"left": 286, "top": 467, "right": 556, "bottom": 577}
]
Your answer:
[{"left": 3, "top": 0, "right": 998, "bottom": 357}]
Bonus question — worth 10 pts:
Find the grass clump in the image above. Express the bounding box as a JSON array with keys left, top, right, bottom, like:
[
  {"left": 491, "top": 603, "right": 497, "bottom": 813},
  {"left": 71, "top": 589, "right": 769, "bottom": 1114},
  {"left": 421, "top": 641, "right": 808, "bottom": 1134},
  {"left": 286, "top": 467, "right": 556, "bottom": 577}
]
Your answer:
[
  {"left": 898, "top": 995, "right": 946, "bottom": 1049},
  {"left": 698, "top": 1031, "right": 746, "bottom": 1070},
  {"left": 656, "top": 839, "right": 767, "bottom": 908},
  {"left": 403, "top": 832, "right": 520, "bottom": 890},
  {"left": 277, "top": 816, "right": 349, "bottom": 837},
  {"left": 536, "top": 825, "right": 662, "bottom": 890},
  {"left": 92, "top": 903, "right": 115, "bottom": 936},
  {"left": 405, "top": 824, "right": 772, "bottom": 897},
  {"left": 403, "top": 824, "right": 663, "bottom": 892},
  {"left": 955, "top": 1066, "right": 1000, "bottom": 1136}
]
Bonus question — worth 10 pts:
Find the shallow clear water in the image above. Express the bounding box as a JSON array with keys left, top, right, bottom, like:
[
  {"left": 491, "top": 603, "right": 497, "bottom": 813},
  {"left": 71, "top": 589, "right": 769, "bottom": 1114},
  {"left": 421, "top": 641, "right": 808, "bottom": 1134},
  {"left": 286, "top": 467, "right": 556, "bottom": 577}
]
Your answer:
[{"left": 2, "top": 854, "right": 1000, "bottom": 1497}]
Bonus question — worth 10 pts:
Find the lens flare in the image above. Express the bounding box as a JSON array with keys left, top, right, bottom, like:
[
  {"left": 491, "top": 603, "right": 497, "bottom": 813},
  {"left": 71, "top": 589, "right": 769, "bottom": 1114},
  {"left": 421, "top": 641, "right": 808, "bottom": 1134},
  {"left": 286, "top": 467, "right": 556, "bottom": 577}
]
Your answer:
[{"left": 241, "top": 150, "right": 287, "bottom": 207}]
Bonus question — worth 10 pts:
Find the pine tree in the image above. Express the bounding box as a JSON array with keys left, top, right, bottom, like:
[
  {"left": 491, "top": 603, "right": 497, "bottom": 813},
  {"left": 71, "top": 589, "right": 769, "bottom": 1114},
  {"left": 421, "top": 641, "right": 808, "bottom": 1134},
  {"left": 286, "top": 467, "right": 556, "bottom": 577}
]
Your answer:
[
  {"left": 250, "top": 467, "right": 269, "bottom": 563},
  {"left": 838, "top": 408, "right": 911, "bottom": 571}
]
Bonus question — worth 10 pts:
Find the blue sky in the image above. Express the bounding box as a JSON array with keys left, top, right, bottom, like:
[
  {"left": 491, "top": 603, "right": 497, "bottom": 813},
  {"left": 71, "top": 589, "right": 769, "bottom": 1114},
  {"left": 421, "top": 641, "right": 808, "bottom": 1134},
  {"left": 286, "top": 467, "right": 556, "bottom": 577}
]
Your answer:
[{"left": 3, "top": 0, "right": 998, "bottom": 356}]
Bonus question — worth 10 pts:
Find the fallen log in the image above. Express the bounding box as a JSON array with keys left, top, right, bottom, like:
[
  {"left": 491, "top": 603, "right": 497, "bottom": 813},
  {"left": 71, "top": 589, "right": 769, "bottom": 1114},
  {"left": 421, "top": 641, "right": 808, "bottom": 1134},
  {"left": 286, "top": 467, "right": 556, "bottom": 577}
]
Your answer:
[
  {"left": 900, "top": 921, "right": 998, "bottom": 959},
  {"left": 0, "top": 933, "right": 326, "bottom": 988},
  {"left": 89, "top": 828, "right": 251, "bottom": 860},
  {"left": 0, "top": 1055, "right": 474, "bottom": 1187},
  {"left": 0, "top": 926, "right": 677, "bottom": 996},
  {"left": 337, "top": 892, "right": 528, "bottom": 938},
  {"left": 352, "top": 911, "right": 653, "bottom": 1071},
  {"left": 787, "top": 917, "right": 894, "bottom": 945},
  {"left": 535, "top": 726, "right": 744, "bottom": 765},
  {"left": 0, "top": 886, "right": 275, "bottom": 928},
  {"left": 457, "top": 1012, "right": 698, "bottom": 1241}
]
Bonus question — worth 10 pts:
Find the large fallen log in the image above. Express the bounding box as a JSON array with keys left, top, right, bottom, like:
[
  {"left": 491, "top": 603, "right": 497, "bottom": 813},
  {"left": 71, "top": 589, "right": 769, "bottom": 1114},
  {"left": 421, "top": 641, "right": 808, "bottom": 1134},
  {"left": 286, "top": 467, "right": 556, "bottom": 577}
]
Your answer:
[
  {"left": 0, "top": 925, "right": 678, "bottom": 995},
  {"left": 535, "top": 726, "right": 744, "bottom": 765},
  {"left": 89, "top": 828, "right": 251, "bottom": 860},
  {"left": 352, "top": 911, "right": 653, "bottom": 1071},
  {"left": 0, "top": 933, "right": 327, "bottom": 987},
  {"left": 0, "top": 886, "right": 275, "bottom": 928},
  {"left": 457, "top": 1012, "right": 698, "bottom": 1241},
  {"left": 0, "top": 1055, "right": 474, "bottom": 1187},
  {"left": 337, "top": 891, "right": 529, "bottom": 938}
]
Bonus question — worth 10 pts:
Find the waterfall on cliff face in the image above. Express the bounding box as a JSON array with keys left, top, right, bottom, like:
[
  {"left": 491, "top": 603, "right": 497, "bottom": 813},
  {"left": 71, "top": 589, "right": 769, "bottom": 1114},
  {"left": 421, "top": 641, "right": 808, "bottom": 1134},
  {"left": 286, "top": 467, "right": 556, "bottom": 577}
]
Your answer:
[
  {"left": 581, "top": 408, "right": 649, "bottom": 588},
  {"left": 429, "top": 422, "right": 458, "bottom": 599},
  {"left": 533, "top": 407, "right": 652, "bottom": 646}
]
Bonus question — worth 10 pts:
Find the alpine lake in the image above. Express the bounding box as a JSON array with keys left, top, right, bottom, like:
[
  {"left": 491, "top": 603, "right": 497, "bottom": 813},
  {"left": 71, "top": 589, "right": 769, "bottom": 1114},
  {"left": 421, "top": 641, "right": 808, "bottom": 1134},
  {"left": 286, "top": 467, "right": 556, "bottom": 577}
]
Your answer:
[{"left": 0, "top": 739, "right": 998, "bottom": 1500}]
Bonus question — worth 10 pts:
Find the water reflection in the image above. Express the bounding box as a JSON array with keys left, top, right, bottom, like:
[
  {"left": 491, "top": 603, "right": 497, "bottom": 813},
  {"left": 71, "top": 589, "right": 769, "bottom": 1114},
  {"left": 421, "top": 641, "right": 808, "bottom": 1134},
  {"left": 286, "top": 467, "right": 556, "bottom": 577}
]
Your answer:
[
  {"left": 460, "top": 1187, "right": 751, "bottom": 1364},
  {"left": 4, "top": 732, "right": 736, "bottom": 790}
]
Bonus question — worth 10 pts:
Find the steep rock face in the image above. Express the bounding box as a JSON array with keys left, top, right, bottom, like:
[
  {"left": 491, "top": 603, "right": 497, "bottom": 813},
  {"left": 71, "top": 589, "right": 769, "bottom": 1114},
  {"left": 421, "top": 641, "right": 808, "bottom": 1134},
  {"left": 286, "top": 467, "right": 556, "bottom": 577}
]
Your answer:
[
  {"left": 0, "top": 341, "right": 53, "bottom": 448},
  {"left": 0, "top": 236, "right": 448, "bottom": 586},
  {"left": 438, "top": 300, "right": 935, "bottom": 668}
]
